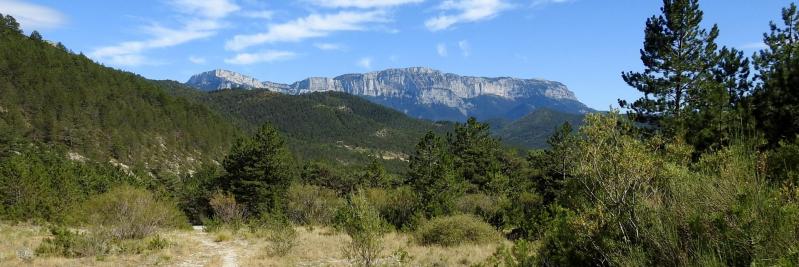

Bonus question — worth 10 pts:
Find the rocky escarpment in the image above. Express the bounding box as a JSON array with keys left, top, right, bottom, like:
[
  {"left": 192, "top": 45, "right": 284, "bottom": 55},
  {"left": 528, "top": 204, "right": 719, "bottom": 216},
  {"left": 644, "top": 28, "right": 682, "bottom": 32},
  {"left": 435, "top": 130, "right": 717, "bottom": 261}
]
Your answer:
[{"left": 185, "top": 67, "right": 592, "bottom": 121}]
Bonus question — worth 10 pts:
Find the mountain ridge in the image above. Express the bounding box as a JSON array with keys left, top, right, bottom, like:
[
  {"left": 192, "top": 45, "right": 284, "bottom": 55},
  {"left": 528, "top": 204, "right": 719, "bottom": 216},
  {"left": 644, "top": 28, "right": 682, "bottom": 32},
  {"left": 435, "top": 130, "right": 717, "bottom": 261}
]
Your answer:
[{"left": 185, "top": 67, "right": 592, "bottom": 121}]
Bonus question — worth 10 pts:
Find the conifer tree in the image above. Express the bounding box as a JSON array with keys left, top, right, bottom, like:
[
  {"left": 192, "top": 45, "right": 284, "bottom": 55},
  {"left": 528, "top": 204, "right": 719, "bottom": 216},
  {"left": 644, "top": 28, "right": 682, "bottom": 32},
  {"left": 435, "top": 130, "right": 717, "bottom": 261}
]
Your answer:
[
  {"left": 407, "top": 132, "right": 460, "bottom": 217},
  {"left": 222, "top": 123, "right": 295, "bottom": 215},
  {"left": 752, "top": 3, "right": 799, "bottom": 145},
  {"left": 448, "top": 117, "right": 504, "bottom": 193},
  {"left": 620, "top": 0, "right": 720, "bottom": 135}
]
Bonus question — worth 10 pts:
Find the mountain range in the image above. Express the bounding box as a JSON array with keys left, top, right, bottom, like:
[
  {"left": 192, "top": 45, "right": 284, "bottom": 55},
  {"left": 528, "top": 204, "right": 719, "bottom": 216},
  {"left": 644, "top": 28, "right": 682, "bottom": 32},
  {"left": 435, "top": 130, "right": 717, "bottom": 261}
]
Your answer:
[{"left": 186, "top": 68, "right": 593, "bottom": 122}]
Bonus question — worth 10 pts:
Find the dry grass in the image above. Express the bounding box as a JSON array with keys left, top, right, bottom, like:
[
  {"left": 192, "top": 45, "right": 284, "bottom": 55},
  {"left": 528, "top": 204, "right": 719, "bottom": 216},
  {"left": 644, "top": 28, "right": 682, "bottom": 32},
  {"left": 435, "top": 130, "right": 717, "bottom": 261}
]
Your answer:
[
  {"left": 239, "top": 227, "right": 505, "bottom": 266},
  {"left": 0, "top": 223, "right": 504, "bottom": 266}
]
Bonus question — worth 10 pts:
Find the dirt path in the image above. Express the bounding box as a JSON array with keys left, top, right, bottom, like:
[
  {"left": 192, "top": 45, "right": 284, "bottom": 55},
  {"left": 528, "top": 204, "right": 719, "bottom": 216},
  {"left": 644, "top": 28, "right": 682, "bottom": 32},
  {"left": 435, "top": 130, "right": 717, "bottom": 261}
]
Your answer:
[{"left": 176, "top": 226, "right": 239, "bottom": 267}]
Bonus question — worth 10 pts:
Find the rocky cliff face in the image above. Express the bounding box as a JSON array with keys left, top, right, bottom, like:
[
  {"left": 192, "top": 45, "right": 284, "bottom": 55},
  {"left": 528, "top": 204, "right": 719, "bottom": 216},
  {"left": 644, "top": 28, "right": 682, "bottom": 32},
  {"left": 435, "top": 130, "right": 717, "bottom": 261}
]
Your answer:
[{"left": 185, "top": 67, "right": 592, "bottom": 121}]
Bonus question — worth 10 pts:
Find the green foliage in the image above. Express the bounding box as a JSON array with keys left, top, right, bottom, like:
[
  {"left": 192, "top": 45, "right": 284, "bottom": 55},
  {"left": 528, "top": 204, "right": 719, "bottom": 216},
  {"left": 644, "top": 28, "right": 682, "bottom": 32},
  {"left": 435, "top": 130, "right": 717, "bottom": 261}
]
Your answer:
[
  {"left": 338, "top": 191, "right": 387, "bottom": 267},
  {"left": 0, "top": 22, "right": 238, "bottom": 174},
  {"left": 449, "top": 118, "right": 505, "bottom": 193},
  {"left": 535, "top": 112, "right": 799, "bottom": 266},
  {"left": 74, "top": 185, "right": 188, "bottom": 240},
  {"left": 454, "top": 193, "right": 501, "bottom": 225},
  {"left": 752, "top": 3, "right": 799, "bottom": 145},
  {"left": 0, "top": 143, "right": 137, "bottom": 221},
  {"left": 286, "top": 183, "right": 344, "bottom": 226},
  {"left": 365, "top": 187, "right": 421, "bottom": 230},
  {"left": 221, "top": 123, "right": 296, "bottom": 215},
  {"left": 479, "top": 240, "right": 537, "bottom": 267},
  {"left": 407, "top": 132, "right": 461, "bottom": 217},
  {"left": 414, "top": 214, "right": 499, "bottom": 247},
  {"left": 35, "top": 226, "right": 110, "bottom": 258},
  {"left": 161, "top": 85, "right": 453, "bottom": 174},
  {"left": 494, "top": 108, "right": 585, "bottom": 149}
]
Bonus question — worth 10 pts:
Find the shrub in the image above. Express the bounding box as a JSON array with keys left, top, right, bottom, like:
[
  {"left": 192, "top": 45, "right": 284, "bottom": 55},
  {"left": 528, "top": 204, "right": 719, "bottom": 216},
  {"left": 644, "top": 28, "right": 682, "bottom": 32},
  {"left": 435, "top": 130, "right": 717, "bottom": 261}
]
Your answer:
[
  {"left": 209, "top": 190, "right": 246, "bottom": 227},
  {"left": 338, "top": 191, "right": 388, "bottom": 267},
  {"left": 366, "top": 186, "right": 420, "bottom": 230},
  {"left": 35, "top": 226, "right": 109, "bottom": 258},
  {"left": 414, "top": 214, "right": 499, "bottom": 247},
  {"left": 146, "top": 235, "right": 171, "bottom": 250},
  {"left": 265, "top": 220, "right": 298, "bottom": 257},
  {"left": 286, "top": 184, "right": 343, "bottom": 226},
  {"left": 76, "top": 185, "right": 188, "bottom": 239},
  {"left": 478, "top": 240, "right": 537, "bottom": 267},
  {"left": 214, "top": 230, "right": 233, "bottom": 242},
  {"left": 454, "top": 193, "right": 500, "bottom": 222}
]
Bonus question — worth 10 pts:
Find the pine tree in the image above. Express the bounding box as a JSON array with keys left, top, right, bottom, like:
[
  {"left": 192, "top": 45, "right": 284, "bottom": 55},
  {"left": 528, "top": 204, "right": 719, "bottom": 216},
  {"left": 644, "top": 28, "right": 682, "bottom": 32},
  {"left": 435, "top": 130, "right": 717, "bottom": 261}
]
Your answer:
[
  {"left": 752, "top": 3, "right": 799, "bottom": 145},
  {"left": 407, "top": 132, "right": 460, "bottom": 217},
  {"left": 448, "top": 117, "right": 504, "bottom": 193},
  {"left": 620, "top": 0, "right": 720, "bottom": 136},
  {"left": 222, "top": 123, "right": 295, "bottom": 215}
]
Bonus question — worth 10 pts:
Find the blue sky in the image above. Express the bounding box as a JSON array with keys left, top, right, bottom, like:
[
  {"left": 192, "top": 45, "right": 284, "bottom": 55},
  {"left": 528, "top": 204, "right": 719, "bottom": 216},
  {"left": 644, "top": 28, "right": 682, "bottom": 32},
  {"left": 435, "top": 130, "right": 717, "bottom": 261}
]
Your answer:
[{"left": 0, "top": 0, "right": 793, "bottom": 110}]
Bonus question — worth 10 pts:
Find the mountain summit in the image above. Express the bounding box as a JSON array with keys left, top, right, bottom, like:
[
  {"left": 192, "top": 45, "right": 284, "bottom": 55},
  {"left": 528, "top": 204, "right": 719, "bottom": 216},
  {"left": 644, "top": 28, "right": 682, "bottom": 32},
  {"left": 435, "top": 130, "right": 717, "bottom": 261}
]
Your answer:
[{"left": 185, "top": 67, "right": 592, "bottom": 121}]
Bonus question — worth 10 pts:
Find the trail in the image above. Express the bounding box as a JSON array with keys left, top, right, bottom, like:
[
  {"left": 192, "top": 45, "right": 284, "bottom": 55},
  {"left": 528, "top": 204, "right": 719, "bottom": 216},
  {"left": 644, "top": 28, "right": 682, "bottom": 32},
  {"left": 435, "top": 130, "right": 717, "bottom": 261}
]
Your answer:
[{"left": 177, "top": 226, "right": 239, "bottom": 267}]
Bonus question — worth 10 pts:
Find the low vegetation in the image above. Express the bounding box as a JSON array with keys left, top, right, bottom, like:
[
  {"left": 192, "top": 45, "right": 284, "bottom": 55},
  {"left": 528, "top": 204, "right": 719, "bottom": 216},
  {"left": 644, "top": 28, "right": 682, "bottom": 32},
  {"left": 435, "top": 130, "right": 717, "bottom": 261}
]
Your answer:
[{"left": 415, "top": 214, "right": 500, "bottom": 247}]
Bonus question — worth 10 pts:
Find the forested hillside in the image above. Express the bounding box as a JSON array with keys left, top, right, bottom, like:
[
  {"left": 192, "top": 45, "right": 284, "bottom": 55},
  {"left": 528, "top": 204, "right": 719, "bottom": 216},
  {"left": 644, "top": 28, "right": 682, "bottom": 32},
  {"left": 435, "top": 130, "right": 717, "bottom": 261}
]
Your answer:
[
  {"left": 158, "top": 81, "right": 453, "bottom": 173},
  {"left": 0, "top": 18, "right": 239, "bottom": 174}
]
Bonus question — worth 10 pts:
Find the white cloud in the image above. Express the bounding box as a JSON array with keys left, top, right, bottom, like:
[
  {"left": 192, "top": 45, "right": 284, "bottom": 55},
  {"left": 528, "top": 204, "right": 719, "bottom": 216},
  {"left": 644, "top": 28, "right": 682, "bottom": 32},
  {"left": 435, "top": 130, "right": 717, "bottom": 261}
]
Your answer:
[
  {"left": 532, "top": 0, "right": 572, "bottom": 8},
  {"left": 436, "top": 43, "right": 448, "bottom": 57},
  {"left": 458, "top": 40, "right": 470, "bottom": 56},
  {"left": 226, "top": 10, "right": 388, "bottom": 51},
  {"left": 189, "top": 55, "right": 207, "bottom": 64},
  {"left": 224, "top": 50, "right": 297, "bottom": 65},
  {"left": 0, "top": 0, "right": 66, "bottom": 30},
  {"left": 90, "top": 0, "right": 237, "bottom": 66},
  {"left": 357, "top": 57, "right": 372, "bottom": 69},
  {"left": 309, "top": 0, "right": 424, "bottom": 9},
  {"left": 740, "top": 41, "right": 768, "bottom": 50},
  {"left": 241, "top": 10, "right": 274, "bottom": 19},
  {"left": 169, "top": 0, "right": 240, "bottom": 19},
  {"left": 315, "top": 43, "right": 345, "bottom": 51},
  {"left": 425, "top": 0, "right": 510, "bottom": 31}
]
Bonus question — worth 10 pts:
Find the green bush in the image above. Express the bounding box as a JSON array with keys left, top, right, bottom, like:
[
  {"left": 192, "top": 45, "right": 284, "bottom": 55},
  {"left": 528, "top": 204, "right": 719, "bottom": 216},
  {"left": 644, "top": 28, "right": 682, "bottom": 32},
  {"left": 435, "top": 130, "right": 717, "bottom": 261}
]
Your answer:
[
  {"left": 454, "top": 193, "right": 500, "bottom": 223},
  {"left": 366, "top": 186, "right": 421, "bottom": 230},
  {"left": 286, "top": 184, "right": 343, "bottom": 226},
  {"left": 35, "top": 226, "right": 109, "bottom": 258},
  {"left": 338, "top": 191, "right": 388, "bottom": 267},
  {"left": 414, "top": 214, "right": 499, "bottom": 247},
  {"left": 74, "top": 185, "right": 188, "bottom": 239}
]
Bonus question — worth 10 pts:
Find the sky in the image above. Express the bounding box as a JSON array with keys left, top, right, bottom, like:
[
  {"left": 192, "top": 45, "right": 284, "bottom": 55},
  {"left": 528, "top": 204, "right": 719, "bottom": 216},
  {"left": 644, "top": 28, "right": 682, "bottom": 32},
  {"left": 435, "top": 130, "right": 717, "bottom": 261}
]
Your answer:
[{"left": 0, "top": 0, "right": 794, "bottom": 110}]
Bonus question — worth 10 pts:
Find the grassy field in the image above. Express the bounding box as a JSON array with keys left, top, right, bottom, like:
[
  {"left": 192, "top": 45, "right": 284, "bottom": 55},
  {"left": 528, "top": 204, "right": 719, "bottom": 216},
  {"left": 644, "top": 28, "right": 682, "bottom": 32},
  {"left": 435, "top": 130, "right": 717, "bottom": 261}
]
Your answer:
[{"left": 0, "top": 223, "right": 505, "bottom": 266}]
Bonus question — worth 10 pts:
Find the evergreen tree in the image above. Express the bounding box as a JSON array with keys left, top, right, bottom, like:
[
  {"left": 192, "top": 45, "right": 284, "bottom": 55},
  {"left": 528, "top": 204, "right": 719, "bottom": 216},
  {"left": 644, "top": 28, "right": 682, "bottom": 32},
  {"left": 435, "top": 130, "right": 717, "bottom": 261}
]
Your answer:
[
  {"left": 448, "top": 117, "right": 504, "bottom": 193},
  {"left": 29, "top": 30, "right": 42, "bottom": 41},
  {"left": 620, "top": 0, "right": 720, "bottom": 136},
  {"left": 407, "top": 132, "right": 460, "bottom": 217},
  {"left": 222, "top": 123, "right": 295, "bottom": 215},
  {"left": 752, "top": 3, "right": 799, "bottom": 145},
  {"left": 360, "top": 159, "right": 390, "bottom": 188},
  {"left": 0, "top": 14, "right": 21, "bottom": 34}
]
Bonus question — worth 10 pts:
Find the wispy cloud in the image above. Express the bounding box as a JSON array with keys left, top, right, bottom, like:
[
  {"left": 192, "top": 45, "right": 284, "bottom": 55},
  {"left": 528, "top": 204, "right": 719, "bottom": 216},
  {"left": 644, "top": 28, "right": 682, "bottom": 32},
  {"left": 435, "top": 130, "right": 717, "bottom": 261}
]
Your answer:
[
  {"left": 425, "top": 0, "right": 510, "bottom": 31},
  {"left": 436, "top": 43, "right": 448, "bottom": 57},
  {"left": 226, "top": 10, "right": 388, "bottom": 51},
  {"left": 241, "top": 10, "right": 275, "bottom": 19},
  {"left": 90, "top": 0, "right": 239, "bottom": 66},
  {"left": 740, "top": 41, "right": 768, "bottom": 50},
  {"left": 188, "top": 55, "right": 207, "bottom": 64},
  {"left": 458, "top": 40, "right": 470, "bottom": 56},
  {"left": 531, "top": 0, "right": 572, "bottom": 8},
  {"left": 169, "top": 0, "right": 240, "bottom": 18},
  {"left": 225, "top": 50, "right": 297, "bottom": 65},
  {"left": 0, "top": 0, "right": 66, "bottom": 30},
  {"left": 315, "top": 43, "right": 345, "bottom": 51},
  {"left": 357, "top": 57, "right": 373, "bottom": 69},
  {"left": 308, "top": 0, "right": 424, "bottom": 9}
]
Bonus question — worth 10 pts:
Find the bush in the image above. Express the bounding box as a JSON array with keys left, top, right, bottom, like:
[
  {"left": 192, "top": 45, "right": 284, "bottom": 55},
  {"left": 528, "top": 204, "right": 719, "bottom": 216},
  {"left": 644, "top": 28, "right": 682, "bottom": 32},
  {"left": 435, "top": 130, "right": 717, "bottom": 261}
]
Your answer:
[
  {"left": 366, "top": 187, "right": 420, "bottom": 230},
  {"left": 454, "top": 193, "right": 500, "bottom": 223},
  {"left": 75, "top": 185, "right": 188, "bottom": 239},
  {"left": 414, "top": 214, "right": 499, "bottom": 247},
  {"left": 478, "top": 240, "right": 538, "bottom": 267},
  {"left": 209, "top": 190, "right": 246, "bottom": 227},
  {"left": 35, "top": 226, "right": 109, "bottom": 258},
  {"left": 338, "top": 191, "right": 388, "bottom": 267},
  {"left": 286, "top": 184, "right": 343, "bottom": 226},
  {"left": 265, "top": 220, "right": 298, "bottom": 256}
]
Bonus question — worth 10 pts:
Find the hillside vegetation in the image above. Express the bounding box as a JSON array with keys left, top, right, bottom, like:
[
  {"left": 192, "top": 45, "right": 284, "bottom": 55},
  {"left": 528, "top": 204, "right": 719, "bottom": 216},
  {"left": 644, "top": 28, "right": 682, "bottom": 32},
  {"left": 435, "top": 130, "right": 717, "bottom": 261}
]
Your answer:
[
  {"left": 0, "top": 19, "right": 239, "bottom": 174},
  {"left": 3, "top": 1, "right": 799, "bottom": 266}
]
